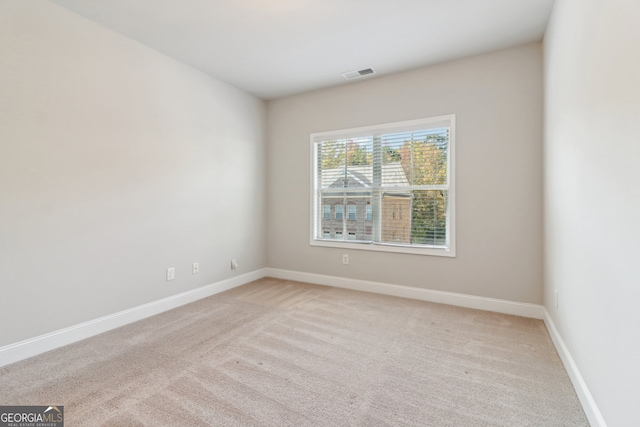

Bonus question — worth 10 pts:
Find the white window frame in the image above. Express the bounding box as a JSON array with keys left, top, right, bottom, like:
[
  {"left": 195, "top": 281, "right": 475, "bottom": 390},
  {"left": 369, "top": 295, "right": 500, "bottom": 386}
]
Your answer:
[{"left": 310, "top": 115, "right": 456, "bottom": 257}]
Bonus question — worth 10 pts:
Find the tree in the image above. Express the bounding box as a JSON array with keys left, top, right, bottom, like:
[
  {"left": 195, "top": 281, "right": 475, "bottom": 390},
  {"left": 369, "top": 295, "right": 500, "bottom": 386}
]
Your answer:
[
  {"left": 382, "top": 146, "right": 401, "bottom": 163},
  {"left": 411, "top": 190, "right": 447, "bottom": 245},
  {"left": 398, "top": 134, "right": 448, "bottom": 244},
  {"left": 320, "top": 140, "right": 346, "bottom": 169},
  {"left": 346, "top": 140, "right": 371, "bottom": 166},
  {"left": 321, "top": 140, "right": 371, "bottom": 169},
  {"left": 399, "top": 134, "right": 447, "bottom": 185}
]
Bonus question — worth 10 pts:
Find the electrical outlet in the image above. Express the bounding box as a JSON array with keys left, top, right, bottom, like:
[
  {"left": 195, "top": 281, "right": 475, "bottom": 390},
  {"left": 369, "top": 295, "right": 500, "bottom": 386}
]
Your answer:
[
  {"left": 342, "top": 254, "right": 349, "bottom": 265},
  {"left": 231, "top": 259, "right": 238, "bottom": 270},
  {"left": 192, "top": 262, "right": 199, "bottom": 274},
  {"left": 166, "top": 267, "right": 175, "bottom": 281}
]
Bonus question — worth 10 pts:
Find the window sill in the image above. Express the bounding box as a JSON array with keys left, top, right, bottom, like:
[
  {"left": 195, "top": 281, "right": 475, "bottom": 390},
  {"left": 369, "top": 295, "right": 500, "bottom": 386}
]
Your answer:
[{"left": 309, "top": 239, "right": 456, "bottom": 257}]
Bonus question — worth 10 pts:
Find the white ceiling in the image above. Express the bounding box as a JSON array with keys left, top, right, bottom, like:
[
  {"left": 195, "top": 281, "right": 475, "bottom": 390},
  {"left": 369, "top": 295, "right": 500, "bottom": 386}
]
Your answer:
[{"left": 50, "top": 0, "right": 554, "bottom": 100}]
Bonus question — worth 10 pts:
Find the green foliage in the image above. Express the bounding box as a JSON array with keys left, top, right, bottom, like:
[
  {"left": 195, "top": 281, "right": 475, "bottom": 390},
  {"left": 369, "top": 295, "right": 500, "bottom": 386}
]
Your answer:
[
  {"left": 398, "top": 133, "right": 448, "bottom": 244},
  {"left": 382, "top": 146, "right": 401, "bottom": 163},
  {"left": 346, "top": 141, "right": 371, "bottom": 165},
  {"left": 321, "top": 140, "right": 346, "bottom": 169},
  {"left": 321, "top": 140, "right": 371, "bottom": 169},
  {"left": 411, "top": 190, "right": 447, "bottom": 245},
  {"left": 399, "top": 134, "right": 447, "bottom": 185}
]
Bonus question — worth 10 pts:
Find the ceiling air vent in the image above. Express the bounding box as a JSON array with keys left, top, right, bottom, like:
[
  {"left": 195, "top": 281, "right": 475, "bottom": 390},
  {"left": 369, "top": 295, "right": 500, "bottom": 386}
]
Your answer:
[{"left": 342, "top": 67, "right": 376, "bottom": 80}]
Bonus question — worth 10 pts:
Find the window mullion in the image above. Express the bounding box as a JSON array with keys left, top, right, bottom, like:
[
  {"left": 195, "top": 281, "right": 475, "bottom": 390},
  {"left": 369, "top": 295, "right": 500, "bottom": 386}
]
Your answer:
[{"left": 372, "top": 134, "right": 382, "bottom": 243}]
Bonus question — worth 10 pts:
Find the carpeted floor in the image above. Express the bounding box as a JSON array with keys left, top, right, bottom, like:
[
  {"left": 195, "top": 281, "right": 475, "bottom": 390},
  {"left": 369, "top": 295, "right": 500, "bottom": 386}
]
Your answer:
[{"left": 0, "top": 278, "right": 588, "bottom": 426}]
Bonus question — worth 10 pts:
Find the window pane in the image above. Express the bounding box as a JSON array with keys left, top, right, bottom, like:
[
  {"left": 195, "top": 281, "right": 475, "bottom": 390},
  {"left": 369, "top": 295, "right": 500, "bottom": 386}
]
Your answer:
[
  {"left": 380, "top": 133, "right": 410, "bottom": 188},
  {"left": 323, "top": 231, "right": 330, "bottom": 239},
  {"left": 319, "top": 138, "right": 373, "bottom": 191},
  {"left": 365, "top": 205, "right": 372, "bottom": 220},
  {"left": 411, "top": 190, "right": 447, "bottom": 246},
  {"left": 335, "top": 205, "right": 343, "bottom": 220},
  {"left": 335, "top": 231, "right": 343, "bottom": 239},
  {"left": 318, "top": 141, "right": 346, "bottom": 190}
]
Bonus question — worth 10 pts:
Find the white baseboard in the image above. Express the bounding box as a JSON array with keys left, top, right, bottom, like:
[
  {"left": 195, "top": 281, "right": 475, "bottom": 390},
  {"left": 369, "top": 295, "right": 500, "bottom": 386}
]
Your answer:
[
  {"left": 264, "top": 268, "right": 544, "bottom": 319},
  {"left": 543, "top": 309, "right": 607, "bottom": 427},
  {"left": 2, "top": 266, "right": 600, "bottom": 425},
  {"left": 0, "top": 269, "right": 267, "bottom": 368}
]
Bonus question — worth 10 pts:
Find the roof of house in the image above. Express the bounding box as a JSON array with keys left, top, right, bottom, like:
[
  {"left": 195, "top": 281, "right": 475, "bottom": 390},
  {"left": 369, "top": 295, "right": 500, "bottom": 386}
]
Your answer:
[{"left": 321, "top": 163, "right": 409, "bottom": 189}]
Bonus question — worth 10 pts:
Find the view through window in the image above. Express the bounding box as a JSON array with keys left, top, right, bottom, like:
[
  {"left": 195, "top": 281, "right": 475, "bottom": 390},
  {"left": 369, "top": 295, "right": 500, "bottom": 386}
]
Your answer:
[{"left": 311, "top": 115, "right": 455, "bottom": 256}]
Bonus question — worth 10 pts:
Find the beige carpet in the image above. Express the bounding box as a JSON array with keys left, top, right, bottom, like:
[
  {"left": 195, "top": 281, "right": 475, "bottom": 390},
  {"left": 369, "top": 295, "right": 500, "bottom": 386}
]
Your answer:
[{"left": 0, "top": 278, "right": 588, "bottom": 426}]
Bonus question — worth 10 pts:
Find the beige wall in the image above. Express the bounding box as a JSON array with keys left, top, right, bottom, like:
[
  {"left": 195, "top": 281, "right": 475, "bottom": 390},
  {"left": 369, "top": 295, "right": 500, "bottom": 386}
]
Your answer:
[
  {"left": 544, "top": 0, "right": 640, "bottom": 424},
  {"left": 267, "top": 43, "right": 543, "bottom": 304},
  {"left": 0, "top": 1, "right": 266, "bottom": 347}
]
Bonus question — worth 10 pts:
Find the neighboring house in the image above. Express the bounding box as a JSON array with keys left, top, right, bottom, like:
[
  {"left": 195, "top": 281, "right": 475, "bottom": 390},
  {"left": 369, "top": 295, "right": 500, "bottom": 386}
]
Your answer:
[
  {"left": 381, "top": 194, "right": 411, "bottom": 243},
  {"left": 320, "top": 163, "right": 411, "bottom": 243}
]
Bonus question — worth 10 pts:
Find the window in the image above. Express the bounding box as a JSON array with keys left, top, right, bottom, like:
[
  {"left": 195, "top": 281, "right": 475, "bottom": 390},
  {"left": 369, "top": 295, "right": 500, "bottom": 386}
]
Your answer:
[
  {"left": 323, "top": 205, "right": 331, "bottom": 220},
  {"left": 311, "top": 115, "right": 455, "bottom": 256},
  {"left": 323, "top": 231, "right": 330, "bottom": 239},
  {"left": 347, "top": 205, "right": 356, "bottom": 220}
]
